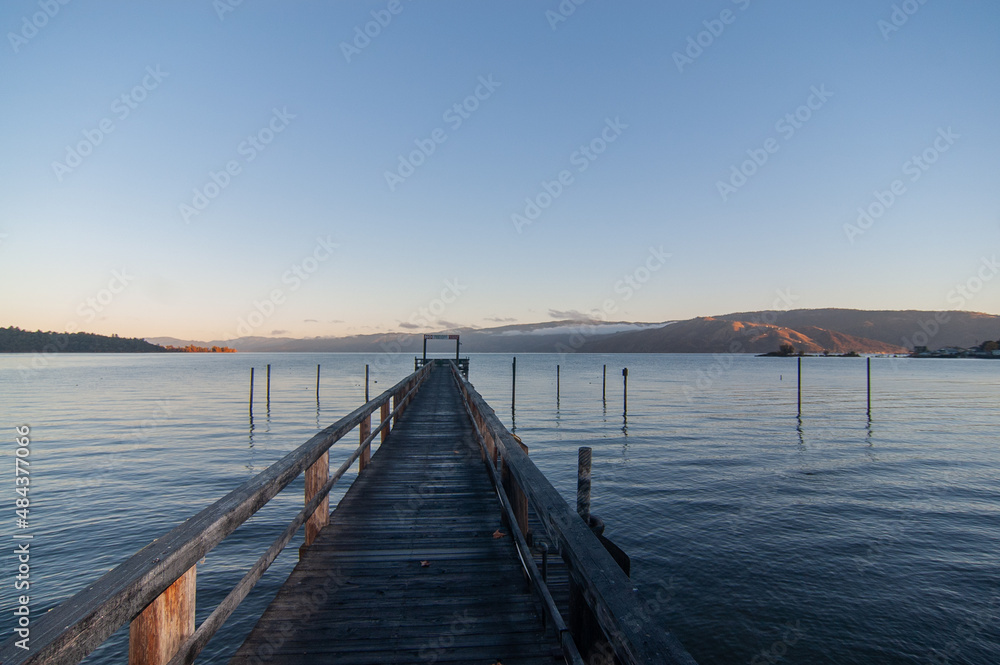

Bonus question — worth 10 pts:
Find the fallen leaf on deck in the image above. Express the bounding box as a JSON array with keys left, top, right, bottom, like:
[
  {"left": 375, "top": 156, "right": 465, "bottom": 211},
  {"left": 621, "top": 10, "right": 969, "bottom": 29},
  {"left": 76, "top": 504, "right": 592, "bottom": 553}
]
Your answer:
[
  {"left": 420, "top": 560, "right": 431, "bottom": 567},
  {"left": 493, "top": 529, "right": 506, "bottom": 539}
]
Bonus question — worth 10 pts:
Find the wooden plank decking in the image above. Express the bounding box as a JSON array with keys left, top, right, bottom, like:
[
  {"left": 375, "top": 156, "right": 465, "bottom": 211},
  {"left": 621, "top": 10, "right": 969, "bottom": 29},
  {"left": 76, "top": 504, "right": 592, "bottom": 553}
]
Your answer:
[{"left": 231, "top": 366, "right": 565, "bottom": 665}]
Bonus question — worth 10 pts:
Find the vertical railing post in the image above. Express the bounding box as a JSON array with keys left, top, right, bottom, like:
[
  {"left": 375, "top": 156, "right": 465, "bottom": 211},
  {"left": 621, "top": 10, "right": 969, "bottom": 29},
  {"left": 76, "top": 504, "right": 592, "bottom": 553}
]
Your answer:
[
  {"left": 304, "top": 451, "right": 329, "bottom": 548},
  {"left": 128, "top": 566, "right": 196, "bottom": 665},
  {"left": 360, "top": 412, "right": 371, "bottom": 471},
  {"left": 381, "top": 401, "right": 390, "bottom": 442}
]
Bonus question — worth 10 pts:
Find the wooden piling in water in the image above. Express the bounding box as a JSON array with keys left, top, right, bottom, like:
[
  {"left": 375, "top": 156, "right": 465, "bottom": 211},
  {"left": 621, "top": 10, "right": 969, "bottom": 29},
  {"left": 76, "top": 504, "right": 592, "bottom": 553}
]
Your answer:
[
  {"left": 557, "top": 364, "right": 560, "bottom": 400},
  {"left": 365, "top": 364, "right": 370, "bottom": 403},
  {"left": 622, "top": 367, "right": 628, "bottom": 414},
  {"left": 316, "top": 364, "right": 321, "bottom": 400},
  {"left": 249, "top": 368, "right": 254, "bottom": 415},
  {"left": 867, "top": 356, "right": 871, "bottom": 417},
  {"left": 797, "top": 356, "right": 802, "bottom": 416},
  {"left": 511, "top": 356, "right": 517, "bottom": 410},
  {"left": 266, "top": 364, "right": 271, "bottom": 406},
  {"left": 602, "top": 364, "right": 606, "bottom": 403}
]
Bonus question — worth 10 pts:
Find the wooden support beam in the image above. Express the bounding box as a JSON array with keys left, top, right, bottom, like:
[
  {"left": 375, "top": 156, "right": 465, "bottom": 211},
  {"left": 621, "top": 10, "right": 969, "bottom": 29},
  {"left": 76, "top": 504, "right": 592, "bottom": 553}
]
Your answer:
[
  {"left": 380, "top": 402, "right": 390, "bottom": 443},
  {"left": 128, "top": 566, "right": 196, "bottom": 665},
  {"left": 304, "top": 452, "right": 329, "bottom": 547}
]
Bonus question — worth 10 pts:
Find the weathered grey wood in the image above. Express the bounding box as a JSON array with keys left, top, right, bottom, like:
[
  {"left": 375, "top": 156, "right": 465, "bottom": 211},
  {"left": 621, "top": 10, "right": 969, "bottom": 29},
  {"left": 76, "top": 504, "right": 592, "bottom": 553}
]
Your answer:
[
  {"left": 450, "top": 363, "right": 698, "bottom": 665},
  {"left": 0, "top": 365, "right": 431, "bottom": 665},
  {"left": 458, "top": 390, "right": 584, "bottom": 665},
  {"left": 162, "top": 383, "right": 427, "bottom": 665},
  {"left": 232, "top": 366, "right": 565, "bottom": 664}
]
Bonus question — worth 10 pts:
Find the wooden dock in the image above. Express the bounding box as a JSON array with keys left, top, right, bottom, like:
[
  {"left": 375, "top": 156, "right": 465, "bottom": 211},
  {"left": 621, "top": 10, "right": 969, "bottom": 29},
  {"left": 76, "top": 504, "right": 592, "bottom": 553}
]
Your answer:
[
  {"left": 0, "top": 354, "right": 697, "bottom": 665},
  {"left": 231, "top": 367, "right": 564, "bottom": 664}
]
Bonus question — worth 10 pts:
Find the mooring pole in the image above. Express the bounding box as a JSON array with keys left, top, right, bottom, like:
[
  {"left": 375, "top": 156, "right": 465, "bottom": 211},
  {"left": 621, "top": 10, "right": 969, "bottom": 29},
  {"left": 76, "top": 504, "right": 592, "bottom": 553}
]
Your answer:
[
  {"left": 557, "top": 364, "right": 561, "bottom": 401},
  {"left": 365, "top": 364, "right": 370, "bottom": 403},
  {"left": 867, "top": 356, "right": 871, "bottom": 417},
  {"left": 266, "top": 364, "right": 271, "bottom": 406},
  {"left": 249, "top": 367, "right": 254, "bottom": 415},
  {"left": 602, "top": 364, "right": 607, "bottom": 403},
  {"left": 316, "top": 364, "right": 321, "bottom": 401},
  {"left": 797, "top": 356, "right": 802, "bottom": 416},
  {"left": 622, "top": 367, "right": 628, "bottom": 414},
  {"left": 577, "top": 447, "right": 592, "bottom": 521},
  {"left": 512, "top": 356, "right": 517, "bottom": 410}
]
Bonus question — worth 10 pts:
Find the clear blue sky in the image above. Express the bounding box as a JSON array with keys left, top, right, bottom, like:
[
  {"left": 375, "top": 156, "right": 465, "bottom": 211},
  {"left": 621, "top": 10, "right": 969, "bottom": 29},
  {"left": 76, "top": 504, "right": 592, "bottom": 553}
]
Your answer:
[{"left": 1, "top": 1, "right": 998, "bottom": 340}]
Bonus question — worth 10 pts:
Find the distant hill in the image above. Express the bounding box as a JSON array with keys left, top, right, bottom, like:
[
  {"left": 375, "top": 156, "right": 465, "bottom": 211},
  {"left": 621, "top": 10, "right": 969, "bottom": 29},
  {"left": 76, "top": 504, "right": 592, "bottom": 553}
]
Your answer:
[
  {"left": 71, "top": 309, "right": 1000, "bottom": 355},
  {"left": 147, "top": 321, "right": 668, "bottom": 354},
  {"left": 712, "top": 309, "right": 1000, "bottom": 349},
  {"left": 0, "top": 326, "right": 167, "bottom": 353},
  {"left": 577, "top": 317, "right": 909, "bottom": 355}
]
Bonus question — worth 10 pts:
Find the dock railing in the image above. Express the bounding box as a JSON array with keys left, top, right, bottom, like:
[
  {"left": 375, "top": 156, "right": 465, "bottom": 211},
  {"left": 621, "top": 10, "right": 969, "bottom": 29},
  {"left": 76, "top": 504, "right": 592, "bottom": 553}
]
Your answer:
[
  {"left": 0, "top": 363, "right": 433, "bottom": 665},
  {"left": 449, "top": 361, "right": 698, "bottom": 665}
]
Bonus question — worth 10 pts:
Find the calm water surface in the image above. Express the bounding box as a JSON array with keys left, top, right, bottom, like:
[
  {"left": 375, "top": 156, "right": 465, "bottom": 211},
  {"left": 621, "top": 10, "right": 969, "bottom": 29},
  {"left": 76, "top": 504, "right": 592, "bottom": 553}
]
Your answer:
[{"left": 1, "top": 352, "right": 998, "bottom": 664}]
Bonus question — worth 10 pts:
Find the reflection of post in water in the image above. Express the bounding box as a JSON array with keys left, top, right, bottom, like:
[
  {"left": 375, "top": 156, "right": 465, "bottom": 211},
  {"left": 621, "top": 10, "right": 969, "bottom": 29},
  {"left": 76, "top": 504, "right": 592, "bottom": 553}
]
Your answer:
[
  {"left": 266, "top": 364, "right": 272, "bottom": 423},
  {"left": 247, "top": 417, "right": 256, "bottom": 474},
  {"left": 796, "top": 414, "right": 804, "bottom": 448},
  {"left": 621, "top": 412, "right": 628, "bottom": 436}
]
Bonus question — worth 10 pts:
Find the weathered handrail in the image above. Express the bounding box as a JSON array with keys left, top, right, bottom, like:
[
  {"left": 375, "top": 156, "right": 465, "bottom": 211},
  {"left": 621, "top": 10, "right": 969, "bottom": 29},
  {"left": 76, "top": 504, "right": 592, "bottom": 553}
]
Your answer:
[
  {"left": 0, "top": 362, "right": 432, "bottom": 665},
  {"left": 450, "top": 363, "right": 585, "bottom": 665},
  {"left": 449, "top": 362, "right": 698, "bottom": 665}
]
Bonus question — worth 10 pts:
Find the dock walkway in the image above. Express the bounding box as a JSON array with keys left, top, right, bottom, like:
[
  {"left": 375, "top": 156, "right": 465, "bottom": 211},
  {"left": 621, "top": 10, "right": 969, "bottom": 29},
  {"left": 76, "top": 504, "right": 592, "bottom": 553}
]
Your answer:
[{"left": 231, "top": 367, "right": 564, "bottom": 664}]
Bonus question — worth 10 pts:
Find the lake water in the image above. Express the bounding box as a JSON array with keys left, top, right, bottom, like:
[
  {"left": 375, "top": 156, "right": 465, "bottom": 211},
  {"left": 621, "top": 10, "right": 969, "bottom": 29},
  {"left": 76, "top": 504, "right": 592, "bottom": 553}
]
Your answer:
[{"left": 1, "top": 352, "right": 998, "bottom": 664}]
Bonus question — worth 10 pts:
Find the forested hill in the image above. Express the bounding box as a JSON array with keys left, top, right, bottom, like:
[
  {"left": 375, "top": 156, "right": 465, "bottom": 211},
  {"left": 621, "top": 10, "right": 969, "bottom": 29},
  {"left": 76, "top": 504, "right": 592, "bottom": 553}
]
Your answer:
[{"left": 0, "top": 327, "right": 166, "bottom": 353}]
